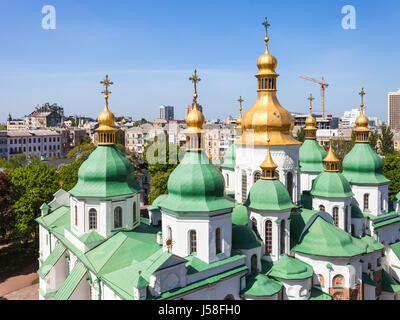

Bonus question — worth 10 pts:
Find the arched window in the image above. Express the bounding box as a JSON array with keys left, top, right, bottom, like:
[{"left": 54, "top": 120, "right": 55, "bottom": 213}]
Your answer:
[
  {"left": 74, "top": 206, "right": 78, "bottom": 226},
  {"left": 167, "top": 226, "right": 172, "bottom": 240},
  {"left": 224, "top": 294, "right": 235, "bottom": 300},
  {"left": 241, "top": 172, "right": 247, "bottom": 202},
  {"left": 254, "top": 171, "right": 261, "bottom": 183},
  {"left": 89, "top": 209, "right": 97, "bottom": 230},
  {"left": 362, "top": 224, "right": 366, "bottom": 236},
  {"left": 351, "top": 224, "right": 355, "bottom": 236},
  {"left": 216, "top": 228, "right": 222, "bottom": 254},
  {"left": 133, "top": 202, "right": 137, "bottom": 224},
  {"left": 344, "top": 206, "right": 348, "bottom": 231},
  {"left": 251, "top": 218, "right": 258, "bottom": 234},
  {"left": 332, "top": 274, "right": 345, "bottom": 287},
  {"left": 319, "top": 205, "right": 325, "bottom": 212},
  {"left": 381, "top": 193, "right": 384, "bottom": 211},
  {"left": 225, "top": 174, "right": 229, "bottom": 188},
  {"left": 280, "top": 220, "right": 286, "bottom": 254},
  {"left": 114, "top": 207, "right": 122, "bottom": 229},
  {"left": 189, "top": 230, "right": 197, "bottom": 254},
  {"left": 251, "top": 254, "right": 258, "bottom": 273},
  {"left": 265, "top": 220, "right": 273, "bottom": 254},
  {"left": 333, "top": 207, "right": 339, "bottom": 227},
  {"left": 286, "top": 172, "right": 293, "bottom": 200},
  {"left": 364, "top": 194, "right": 369, "bottom": 211}
]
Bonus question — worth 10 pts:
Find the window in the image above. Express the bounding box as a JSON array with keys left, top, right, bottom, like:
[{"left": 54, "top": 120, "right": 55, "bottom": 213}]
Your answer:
[
  {"left": 133, "top": 202, "right": 137, "bottom": 223},
  {"left": 364, "top": 194, "right": 369, "bottom": 211},
  {"left": 89, "top": 209, "right": 97, "bottom": 230},
  {"left": 318, "top": 274, "right": 325, "bottom": 287},
  {"left": 74, "top": 206, "right": 78, "bottom": 226},
  {"left": 114, "top": 207, "right": 122, "bottom": 229},
  {"left": 265, "top": 220, "right": 273, "bottom": 254},
  {"left": 280, "top": 220, "right": 286, "bottom": 254},
  {"left": 225, "top": 174, "right": 229, "bottom": 188},
  {"left": 254, "top": 171, "right": 261, "bottom": 183},
  {"left": 286, "top": 172, "right": 293, "bottom": 200},
  {"left": 381, "top": 193, "right": 384, "bottom": 211},
  {"left": 189, "top": 230, "right": 197, "bottom": 254},
  {"left": 319, "top": 205, "right": 325, "bottom": 212},
  {"left": 241, "top": 172, "right": 247, "bottom": 202},
  {"left": 377, "top": 258, "right": 381, "bottom": 267},
  {"left": 251, "top": 254, "right": 258, "bottom": 273},
  {"left": 216, "top": 228, "right": 222, "bottom": 254},
  {"left": 333, "top": 207, "right": 339, "bottom": 227},
  {"left": 332, "top": 274, "right": 345, "bottom": 287}
]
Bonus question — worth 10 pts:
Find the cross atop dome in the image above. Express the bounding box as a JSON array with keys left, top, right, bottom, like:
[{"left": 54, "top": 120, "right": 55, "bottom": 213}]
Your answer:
[
  {"left": 262, "top": 17, "right": 271, "bottom": 43},
  {"left": 100, "top": 75, "right": 114, "bottom": 107},
  {"left": 189, "top": 69, "right": 201, "bottom": 105},
  {"left": 359, "top": 87, "right": 366, "bottom": 108}
]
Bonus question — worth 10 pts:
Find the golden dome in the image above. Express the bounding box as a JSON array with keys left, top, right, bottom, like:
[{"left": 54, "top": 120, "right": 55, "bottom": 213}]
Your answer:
[
  {"left": 354, "top": 88, "right": 370, "bottom": 143},
  {"left": 355, "top": 109, "right": 369, "bottom": 129},
  {"left": 186, "top": 103, "right": 205, "bottom": 134},
  {"left": 239, "top": 18, "right": 299, "bottom": 146},
  {"left": 98, "top": 105, "right": 115, "bottom": 128}
]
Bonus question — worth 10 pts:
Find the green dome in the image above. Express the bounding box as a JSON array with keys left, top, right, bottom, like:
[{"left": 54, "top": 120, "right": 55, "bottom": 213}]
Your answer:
[
  {"left": 160, "top": 151, "right": 234, "bottom": 212},
  {"left": 299, "top": 139, "right": 327, "bottom": 173},
  {"left": 292, "top": 216, "right": 367, "bottom": 257},
  {"left": 245, "top": 179, "right": 295, "bottom": 211},
  {"left": 267, "top": 254, "right": 313, "bottom": 280},
  {"left": 232, "top": 203, "right": 249, "bottom": 226},
  {"left": 242, "top": 273, "right": 282, "bottom": 297},
  {"left": 232, "top": 225, "right": 263, "bottom": 250},
  {"left": 342, "top": 143, "right": 389, "bottom": 185},
  {"left": 70, "top": 145, "right": 140, "bottom": 198},
  {"left": 311, "top": 171, "right": 353, "bottom": 198},
  {"left": 221, "top": 144, "right": 236, "bottom": 170}
]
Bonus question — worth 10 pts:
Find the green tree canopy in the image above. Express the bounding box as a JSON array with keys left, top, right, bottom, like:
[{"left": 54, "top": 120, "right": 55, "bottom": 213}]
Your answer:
[
  {"left": 383, "top": 153, "right": 400, "bottom": 200},
  {"left": 0, "top": 172, "right": 13, "bottom": 239},
  {"left": 379, "top": 125, "right": 394, "bottom": 155},
  {"left": 67, "top": 143, "right": 96, "bottom": 159},
  {"left": 9, "top": 162, "right": 60, "bottom": 242},
  {"left": 296, "top": 127, "right": 305, "bottom": 143},
  {"left": 369, "top": 130, "right": 379, "bottom": 152}
]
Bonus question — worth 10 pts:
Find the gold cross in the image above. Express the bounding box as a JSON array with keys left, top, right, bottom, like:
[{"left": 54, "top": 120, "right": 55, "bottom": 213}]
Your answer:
[
  {"left": 359, "top": 88, "right": 366, "bottom": 107},
  {"left": 262, "top": 17, "right": 270, "bottom": 37},
  {"left": 238, "top": 96, "right": 244, "bottom": 114},
  {"left": 308, "top": 93, "right": 315, "bottom": 112},
  {"left": 189, "top": 69, "right": 201, "bottom": 94},
  {"left": 100, "top": 75, "right": 114, "bottom": 97}
]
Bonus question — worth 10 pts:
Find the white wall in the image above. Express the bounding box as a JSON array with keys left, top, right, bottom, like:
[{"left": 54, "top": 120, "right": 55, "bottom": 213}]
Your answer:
[
  {"left": 311, "top": 197, "right": 352, "bottom": 232},
  {"left": 351, "top": 184, "right": 389, "bottom": 216}
]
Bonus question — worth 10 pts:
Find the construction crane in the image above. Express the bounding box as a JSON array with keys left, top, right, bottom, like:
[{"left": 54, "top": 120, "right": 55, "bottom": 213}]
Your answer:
[{"left": 300, "top": 76, "right": 329, "bottom": 118}]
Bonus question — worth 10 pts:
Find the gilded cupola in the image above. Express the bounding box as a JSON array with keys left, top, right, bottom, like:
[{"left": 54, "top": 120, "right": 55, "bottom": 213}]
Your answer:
[
  {"left": 186, "top": 69, "right": 205, "bottom": 150},
  {"left": 323, "top": 139, "right": 340, "bottom": 172},
  {"left": 239, "top": 18, "right": 300, "bottom": 146},
  {"left": 97, "top": 75, "right": 117, "bottom": 145},
  {"left": 354, "top": 88, "right": 370, "bottom": 143},
  {"left": 260, "top": 136, "right": 278, "bottom": 180},
  {"left": 305, "top": 94, "right": 317, "bottom": 140}
]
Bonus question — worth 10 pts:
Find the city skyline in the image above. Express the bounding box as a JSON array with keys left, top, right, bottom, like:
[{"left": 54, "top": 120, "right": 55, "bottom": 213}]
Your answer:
[{"left": 0, "top": 0, "right": 399, "bottom": 122}]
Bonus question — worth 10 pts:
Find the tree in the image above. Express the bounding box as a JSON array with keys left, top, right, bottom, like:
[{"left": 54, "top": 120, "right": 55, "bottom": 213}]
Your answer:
[
  {"left": 0, "top": 172, "right": 13, "bottom": 239},
  {"left": 9, "top": 162, "right": 60, "bottom": 242},
  {"left": 296, "top": 127, "right": 305, "bottom": 143},
  {"left": 67, "top": 143, "right": 95, "bottom": 159},
  {"left": 369, "top": 130, "right": 379, "bottom": 152},
  {"left": 382, "top": 153, "right": 400, "bottom": 200},
  {"left": 80, "top": 135, "right": 92, "bottom": 145},
  {"left": 379, "top": 125, "right": 394, "bottom": 155},
  {"left": 57, "top": 150, "right": 92, "bottom": 192},
  {"left": 330, "top": 137, "right": 355, "bottom": 171},
  {"left": 115, "top": 130, "right": 125, "bottom": 146},
  {"left": 147, "top": 171, "right": 170, "bottom": 204}
]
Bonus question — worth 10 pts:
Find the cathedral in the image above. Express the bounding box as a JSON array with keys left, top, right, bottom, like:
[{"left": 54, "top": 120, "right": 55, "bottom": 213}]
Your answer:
[{"left": 37, "top": 19, "right": 400, "bottom": 300}]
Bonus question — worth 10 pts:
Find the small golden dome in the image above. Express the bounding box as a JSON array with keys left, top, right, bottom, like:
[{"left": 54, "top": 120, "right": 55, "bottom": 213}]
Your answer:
[
  {"left": 323, "top": 139, "right": 340, "bottom": 172},
  {"left": 257, "top": 49, "right": 278, "bottom": 75},
  {"left": 355, "top": 109, "right": 369, "bottom": 129},
  {"left": 305, "top": 111, "right": 317, "bottom": 128},
  {"left": 236, "top": 116, "right": 242, "bottom": 130},
  {"left": 186, "top": 103, "right": 205, "bottom": 134},
  {"left": 98, "top": 105, "right": 115, "bottom": 128}
]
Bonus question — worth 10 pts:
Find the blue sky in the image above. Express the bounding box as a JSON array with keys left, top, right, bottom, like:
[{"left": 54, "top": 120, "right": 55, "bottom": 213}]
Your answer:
[{"left": 0, "top": 0, "right": 399, "bottom": 122}]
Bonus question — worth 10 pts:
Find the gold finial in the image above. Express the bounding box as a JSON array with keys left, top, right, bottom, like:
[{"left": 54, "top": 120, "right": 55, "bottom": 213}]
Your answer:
[
  {"left": 100, "top": 74, "right": 114, "bottom": 109},
  {"left": 260, "top": 134, "right": 278, "bottom": 180},
  {"left": 238, "top": 96, "right": 244, "bottom": 115},
  {"left": 359, "top": 87, "right": 366, "bottom": 108},
  {"left": 236, "top": 96, "right": 244, "bottom": 130},
  {"left": 323, "top": 139, "right": 340, "bottom": 172},
  {"left": 308, "top": 93, "right": 315, "bottom": 114},
  {"left": 189, "top": 69, "right": 201, "bottom": 106},
  {"left": 262, "top": 17, "right": 271, "bottom": 46}
]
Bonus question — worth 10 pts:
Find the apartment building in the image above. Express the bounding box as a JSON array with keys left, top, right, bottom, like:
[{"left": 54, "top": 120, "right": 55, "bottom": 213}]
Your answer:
[
  {"left": 0, "top": 131, "right": 7, "bottom": 160},
  {"left": 389, "top": 89, "right": 400, "bottom": 130},
  {"left": 7, "top": 130, "right": 62, "bottom": 160}
]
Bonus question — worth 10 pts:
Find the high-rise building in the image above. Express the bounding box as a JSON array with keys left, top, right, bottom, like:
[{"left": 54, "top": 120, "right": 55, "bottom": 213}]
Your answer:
[
  {"left": 388, "top": 89, "right": 400, "bottom": 130},
  {"left": 159, "top": 105, "right": 174, "bottom": 120}
]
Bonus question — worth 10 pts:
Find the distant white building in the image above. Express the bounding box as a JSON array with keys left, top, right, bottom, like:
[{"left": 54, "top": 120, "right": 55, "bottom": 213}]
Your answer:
[{"left": 341, "top": 109, "right": 361, "bottom": 127}]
